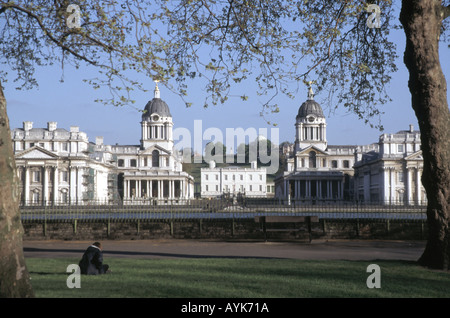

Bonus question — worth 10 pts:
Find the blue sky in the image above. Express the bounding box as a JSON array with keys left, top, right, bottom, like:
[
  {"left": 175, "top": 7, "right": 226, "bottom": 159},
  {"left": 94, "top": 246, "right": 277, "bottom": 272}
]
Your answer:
[{"left": 4, "top": 20, "right": 449, "bottom": 153}]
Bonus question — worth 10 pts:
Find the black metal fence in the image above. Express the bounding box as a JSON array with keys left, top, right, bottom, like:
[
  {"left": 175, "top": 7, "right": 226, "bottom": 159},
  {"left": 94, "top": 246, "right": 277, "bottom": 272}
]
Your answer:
[{"left": 20, "top": 198, "right": 427, "bottom": 223}]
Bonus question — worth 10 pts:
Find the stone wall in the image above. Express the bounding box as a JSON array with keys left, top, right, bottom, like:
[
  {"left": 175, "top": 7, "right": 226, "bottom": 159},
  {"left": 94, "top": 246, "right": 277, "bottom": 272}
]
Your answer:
[{"left": 22, "top": 218, "right": 427, "bottom": 241}]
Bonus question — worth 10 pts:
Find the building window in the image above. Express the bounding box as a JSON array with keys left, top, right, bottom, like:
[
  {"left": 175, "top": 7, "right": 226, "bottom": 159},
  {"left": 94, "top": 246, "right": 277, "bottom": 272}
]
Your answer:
[
  {"left": 398, "top": 171, "right": 404, "bottom": 183},
  {"left": 240, "top": 175, "right": 243, "bottom": 181},
  {"left": 61, "top": 171, "right": 69, "bottom": 182},
  {"left": 225, "top": 175, "right": 228, "bottom": 181},
  {"left": 331, "top": 160, "right": 338, "bottom": 168},
  {"left": 397, "top": 144, "right": 404, "bottom": 153},
  {"left": 343, "top": 160, "right": 349, "bottom": 168},
  {"left": 215, "top": 185, "right": 219, "bottom": 191},
  {"left": 32, "top": 191, "right": 40, "bottom": 204},
  {"left": 206, "top": 185, "right": 209, "bottom": 191},
  {"left": 166, "top": 157, "right": 169, "bottom": 167},
  {"left": 205, "top": 174, "right": 209, "bottom": 181},
  {"left": 259, "top": 185, "right": 263, "bottom": 192},
  {"left": 309, "top": 151, "right": 317, "bottom": 168},
  {"left": 250, "top": 185, "right": 253, "bottom": 191},
  {"left": 61, "top": 191, "right": 68, "bottom": 204},
  {"left": 322, "top": 159, "right": 326, "bottom": 167},
  {"left": 249, "top": 175, "right": 253, "bottom": 181},
  {"left": 33, "top": 170, "right": 41, "bottom": 183},
  {"left": 152, "top": 150, "right": 159, "bottom": 167},
  {"left": 130, "top": 159, "right": 137, "bottom": 167},
  {"left": 215, "top": 174, "right": 218, "bottom": 181},
  {"left": 62, "top": 142, "right": 68, "bottom": 151},
  {"left": 118, "top": 159, "right": 124, "bottom": 167}
]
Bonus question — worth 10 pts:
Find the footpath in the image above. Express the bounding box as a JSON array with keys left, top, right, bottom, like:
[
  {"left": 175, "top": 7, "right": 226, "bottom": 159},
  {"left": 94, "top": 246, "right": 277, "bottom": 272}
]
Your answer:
[{"left": 23, "top": 239, "right": 425, "bottom": 261}]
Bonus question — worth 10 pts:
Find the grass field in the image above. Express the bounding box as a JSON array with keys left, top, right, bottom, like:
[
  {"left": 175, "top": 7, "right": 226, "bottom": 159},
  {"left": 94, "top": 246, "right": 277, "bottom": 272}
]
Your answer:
[{"left": 26, "top": 257, "right": 450, "bottom": 298}]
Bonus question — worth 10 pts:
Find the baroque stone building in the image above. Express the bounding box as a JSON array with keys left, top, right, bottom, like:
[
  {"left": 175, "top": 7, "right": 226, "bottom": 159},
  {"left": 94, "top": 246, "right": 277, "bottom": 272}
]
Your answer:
[
  {"left": 274, "top": 86, "right": 357, "bottom": 202},
  {"left": 12, "top": 83, "right": 194, "bottom": 205},
  {"left": 353, "top": 125, "right": 425, "bottom": 204},
  {"left": 274, "top": 84, "right": 425, "bottom": 205},
  {"left": 12, "top": 122, "right": 117, "bottom": 205},
  {"left": 110, "top": 83, "right": 194, "bottom": 202}
]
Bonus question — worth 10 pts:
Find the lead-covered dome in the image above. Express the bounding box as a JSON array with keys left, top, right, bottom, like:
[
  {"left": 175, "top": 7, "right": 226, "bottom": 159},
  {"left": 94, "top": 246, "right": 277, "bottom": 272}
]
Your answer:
[
  {"left": 142, "top": 82, "right": 172, "bottom": 119},
  {"left": 296, "top": 84, "right": 324, "bottom": 119},
  {"left": 297, "top": 99, "right": 324, "bottom": 118},
  {"left": 142, "top": 98, "right": 172, "bottom": 118}
]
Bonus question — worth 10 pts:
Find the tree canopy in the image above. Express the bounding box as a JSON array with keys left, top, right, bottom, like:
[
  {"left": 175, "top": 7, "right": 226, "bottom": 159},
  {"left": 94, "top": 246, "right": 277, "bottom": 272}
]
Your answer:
[
  {"left": 1, "top": 1, "right": 450, "bottom": 298},
  {"left": 1, "top": 1, "right": 408, "bottom": 128}
]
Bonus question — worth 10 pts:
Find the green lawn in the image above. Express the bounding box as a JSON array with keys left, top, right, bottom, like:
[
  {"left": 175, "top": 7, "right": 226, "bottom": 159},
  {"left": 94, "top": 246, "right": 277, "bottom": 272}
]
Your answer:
[{"left": 26, "top": 257, "right": 450, "bottom": 298}]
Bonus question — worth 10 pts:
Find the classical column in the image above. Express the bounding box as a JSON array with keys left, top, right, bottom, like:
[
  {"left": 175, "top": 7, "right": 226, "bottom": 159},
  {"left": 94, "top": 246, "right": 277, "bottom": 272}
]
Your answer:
[
  {"left": 43, "top": 166, "right": 49, "bottom": 205},
  {"left": 293, "top": 180, "right": 297, "bottom": 199},
  {"left": 149, "top": 180, "right": 153, "bottom": 198},
  {"left": 53, "top": 166, "right": 59, "bottom": 204},
  {"left": 158, "top": 180, "right": 162, "bottom": 199},
  {"left": 135, "top": 180, "right": 139, "bottom": 198},
  {"left": 327, "top": 180, "right": 331, "bottom": 199},
  {"left": 382, "top": 167, "right": 389, "bottom": 204},
  {"left": 143, "top": 121, "right": 147, "bottom": 140},
  {"left": 407, "top": 168, "right": 413, "bottom": 205},
  {"left": 24, "top": 166, "right": 30, "bottom": 205},
  {"left": 416, "top": 168, "right": 421, "bottom": 204},
  {"left": 389, "top": 168, "right": 395, "bottom": 204},
  {"left": 69, "top": 166, "right": 75, "bottom": 204}
]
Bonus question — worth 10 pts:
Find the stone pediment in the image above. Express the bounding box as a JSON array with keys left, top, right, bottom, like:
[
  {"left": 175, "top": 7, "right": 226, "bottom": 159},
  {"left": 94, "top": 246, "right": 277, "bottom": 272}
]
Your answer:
[
  {"left": 405, "top": 150, "right": 423, "bottom": 161},
  {"left": 140, "top": 145, "right": 171, "bottom": 155},
  {"left": 15, "top": 146, "right": 59, "bottom": 160},
  {"left": 296, "top": 145, "right": 328, "bottom": 156}
]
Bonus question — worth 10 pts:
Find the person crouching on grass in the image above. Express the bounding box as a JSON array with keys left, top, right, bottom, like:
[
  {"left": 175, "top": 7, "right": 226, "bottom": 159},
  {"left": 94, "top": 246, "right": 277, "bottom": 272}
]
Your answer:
[{"left": 79, "top": 242, "right": 111, "bottom": 275}]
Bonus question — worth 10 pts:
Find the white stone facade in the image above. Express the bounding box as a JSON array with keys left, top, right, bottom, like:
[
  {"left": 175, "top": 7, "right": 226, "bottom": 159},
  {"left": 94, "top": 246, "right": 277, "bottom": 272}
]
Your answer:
[
  {"left": 110, "top": 83, "right": 194, "bottom": 203},
  {"left": 12, "top": 83, "right": 194, "bottom": 205},
  {"left": 12, "top": 122, "right": 117, "bottom": 205},
  {"left": 275, "top": 86, "right": 356, "bottom": 202},
  {"left": 201, "top": 161, "right": 267, "bottom": 197},
  {"left": 354, "top": 125, "right": 426, "bottom": 205}
]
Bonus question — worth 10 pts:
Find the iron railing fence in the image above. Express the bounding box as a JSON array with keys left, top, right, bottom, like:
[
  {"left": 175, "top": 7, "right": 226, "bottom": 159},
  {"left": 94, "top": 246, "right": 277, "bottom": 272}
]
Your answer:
[{"left": 20, "top": 198, "right": 427, "bottom": 223}]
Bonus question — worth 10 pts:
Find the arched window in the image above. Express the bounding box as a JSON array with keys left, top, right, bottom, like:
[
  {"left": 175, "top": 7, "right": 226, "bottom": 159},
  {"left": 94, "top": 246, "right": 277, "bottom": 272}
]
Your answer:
[
  {"left": 309, "top": 151, "right": 316, "bottom": 168},
  {"left": 152, "top": 150, "right": 160, "bottom": 167}
]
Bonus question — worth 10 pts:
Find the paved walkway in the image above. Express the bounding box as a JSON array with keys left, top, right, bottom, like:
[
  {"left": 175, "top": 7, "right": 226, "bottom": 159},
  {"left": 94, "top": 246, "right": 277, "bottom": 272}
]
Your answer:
[{"left": 23, "top": 239, "right": 425, "bottom": 261}]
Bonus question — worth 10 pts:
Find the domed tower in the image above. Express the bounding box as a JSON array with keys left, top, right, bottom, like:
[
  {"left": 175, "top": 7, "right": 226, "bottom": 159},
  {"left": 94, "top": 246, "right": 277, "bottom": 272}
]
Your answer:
[
  {"left": 140, "top": 82, "right": 174, "bottom": 150},
  {"left": 294, "top": 84, "right": 327, "bottom": 152}
]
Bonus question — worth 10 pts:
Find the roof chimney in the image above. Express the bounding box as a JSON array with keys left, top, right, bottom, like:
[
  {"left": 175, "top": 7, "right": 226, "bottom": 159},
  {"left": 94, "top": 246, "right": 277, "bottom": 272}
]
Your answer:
[
  {"left": 23, "top": 121, "right": 33, "bottom": 131},
  {"left": 409, "top": 124, "right": 414, "bottom": 133},
  {"left": 48, "top": 122, "right": 57, "bottom": 131},
  {"left": 96, "top": 136, "right": 104, "bottom": 146}
]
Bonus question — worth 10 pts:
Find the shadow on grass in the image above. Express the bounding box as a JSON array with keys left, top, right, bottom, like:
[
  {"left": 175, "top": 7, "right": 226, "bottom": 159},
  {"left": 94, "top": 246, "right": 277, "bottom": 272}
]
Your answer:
[
  {"left": 25, "top": 257, "right": 450, "bottom": 298},
  {"left": 24, "top": 247, "right": 282, "bottom": 259}
]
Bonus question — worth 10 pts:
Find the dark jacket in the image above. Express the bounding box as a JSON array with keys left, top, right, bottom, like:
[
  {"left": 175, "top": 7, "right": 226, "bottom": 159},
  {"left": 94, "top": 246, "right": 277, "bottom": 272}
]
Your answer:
[{"left": 79, "top": 245, "right": 107, "bottom": 275}]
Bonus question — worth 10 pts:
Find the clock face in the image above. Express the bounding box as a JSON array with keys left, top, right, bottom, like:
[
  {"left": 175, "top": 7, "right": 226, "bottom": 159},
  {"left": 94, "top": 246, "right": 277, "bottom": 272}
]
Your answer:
[{"left": 308, "top": 116, "right": 315, "bottom": 122}]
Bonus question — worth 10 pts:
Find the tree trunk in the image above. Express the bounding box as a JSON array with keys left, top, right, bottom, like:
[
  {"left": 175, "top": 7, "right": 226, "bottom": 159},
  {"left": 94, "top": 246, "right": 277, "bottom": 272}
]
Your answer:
[
  {"left": 400, "top": 0, "right": 450, "bottom": 270},
  {"left": 0, "top": 80, "right": 34, "bottom": 297}
]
